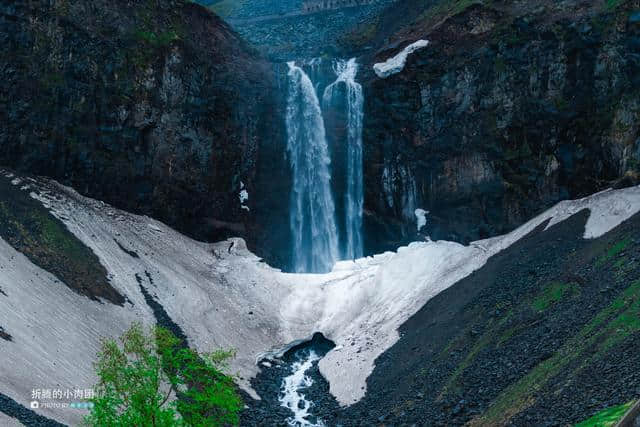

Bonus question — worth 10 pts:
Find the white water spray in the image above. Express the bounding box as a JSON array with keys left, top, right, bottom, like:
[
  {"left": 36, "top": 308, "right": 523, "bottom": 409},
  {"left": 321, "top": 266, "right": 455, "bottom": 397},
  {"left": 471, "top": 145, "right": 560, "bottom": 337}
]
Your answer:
[
  {"left": 323, "top": 58, "right": 364, "bottom": 260},
  {"left": 285, "top": 61, "right": 339, "bottom": 273},
  {"left": 279, "top": 350, "right": 325, "bottom": 427}
]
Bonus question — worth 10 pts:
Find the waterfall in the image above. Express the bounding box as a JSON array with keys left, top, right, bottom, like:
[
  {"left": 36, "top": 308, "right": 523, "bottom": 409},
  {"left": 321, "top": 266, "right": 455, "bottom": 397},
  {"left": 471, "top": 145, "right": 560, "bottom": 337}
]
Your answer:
[
  {"left": 285, "top": 61, "right": 339, "bottom": 273},
  {"left": 323, "top": 58, "right": 364, "bottom": 260}
]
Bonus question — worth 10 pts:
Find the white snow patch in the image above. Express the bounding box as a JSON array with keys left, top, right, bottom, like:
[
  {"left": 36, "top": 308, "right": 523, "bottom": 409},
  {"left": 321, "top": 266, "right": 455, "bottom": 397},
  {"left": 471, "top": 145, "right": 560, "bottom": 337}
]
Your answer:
[
  {"left": 415, "top": 208, "right": 428, "bottom": 231},
  {"left": 373, "top": 40, "right": 429, "bottom": 78},
  {"left": 147, "top": 223, "right": 164, "bottom": 233},
  {"left": 239, "top": 189, "right": 249, "bottom": 204},
  {"left": 0, "top": 170, "right": 639, "bottom": 424},
  {"left": 239, "top": 185, "right": 249, "bottom": 211},
  {"left": 543, "top": 187, "right": 640, "bottom": 238}
]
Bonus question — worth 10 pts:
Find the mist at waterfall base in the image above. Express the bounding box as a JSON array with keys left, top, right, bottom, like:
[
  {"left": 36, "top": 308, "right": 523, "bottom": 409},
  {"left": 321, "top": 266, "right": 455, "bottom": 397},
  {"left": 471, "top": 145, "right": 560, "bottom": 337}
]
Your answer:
[{"left": 285, "top": 58, "right": 364, "bottom": 273}]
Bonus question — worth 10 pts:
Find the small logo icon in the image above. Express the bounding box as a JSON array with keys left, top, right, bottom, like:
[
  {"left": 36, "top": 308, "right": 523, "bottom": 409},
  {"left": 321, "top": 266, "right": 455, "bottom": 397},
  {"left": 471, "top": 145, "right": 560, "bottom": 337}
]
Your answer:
[{"left": 30, "top": 401, "right": 39, "bottom": 409}]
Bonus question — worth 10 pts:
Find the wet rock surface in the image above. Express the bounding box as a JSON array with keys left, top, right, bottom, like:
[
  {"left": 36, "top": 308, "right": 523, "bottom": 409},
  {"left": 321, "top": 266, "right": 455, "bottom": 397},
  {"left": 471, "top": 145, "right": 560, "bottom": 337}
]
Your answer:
[
  {"left": 358, "top": 0, "right": 640, "bottom": 255},
  {"left": 242, "top": 334, "right": 340, "bottom": 426},
  {"left": 0, "top": 0, "right": 285, "bottom": 258}
]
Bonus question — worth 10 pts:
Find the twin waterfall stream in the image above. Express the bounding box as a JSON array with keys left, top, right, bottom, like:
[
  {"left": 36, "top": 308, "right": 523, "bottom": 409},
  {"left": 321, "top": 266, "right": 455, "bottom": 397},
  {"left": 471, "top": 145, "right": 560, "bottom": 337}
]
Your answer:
[
  {"left": 286, "top": 58, "right": 364, "bottom": 274},
  {"left": 279, "top": 58, "right": 364, "bottom": 425}
]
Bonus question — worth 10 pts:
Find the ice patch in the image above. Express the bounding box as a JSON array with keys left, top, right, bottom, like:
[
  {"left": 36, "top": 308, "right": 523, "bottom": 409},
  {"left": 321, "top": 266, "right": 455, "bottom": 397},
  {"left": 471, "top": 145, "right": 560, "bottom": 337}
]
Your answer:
[
  {"left": 239, "top": 190, "right": 249, "bottom": 204},
  {"left": 1, "top": 169, "right": 639, "bottom": 424},
  {"left": 239, "top": 182, "right": 250, "bottom": 212},
  {"left": 415, "top": 208, "right": 428, "bottom": 231},
  {"left": 373, "top": 40, "right": 429, "bottom": 78},
  {"left": 147, "top": 223, "right": 164, "bottom": 233}
]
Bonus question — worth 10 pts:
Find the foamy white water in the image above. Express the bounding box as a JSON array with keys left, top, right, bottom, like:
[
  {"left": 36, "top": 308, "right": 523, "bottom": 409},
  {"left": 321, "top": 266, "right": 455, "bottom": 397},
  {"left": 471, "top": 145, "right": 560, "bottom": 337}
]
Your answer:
[
  {"left": 323, "top": 58, "right": 364, "bottom": 261},
  {"left": 286, "top": 61, "right": 339, "bottom": 273},
  {"left": 279, "top": 350, "right": 325, "bottom": 427}
]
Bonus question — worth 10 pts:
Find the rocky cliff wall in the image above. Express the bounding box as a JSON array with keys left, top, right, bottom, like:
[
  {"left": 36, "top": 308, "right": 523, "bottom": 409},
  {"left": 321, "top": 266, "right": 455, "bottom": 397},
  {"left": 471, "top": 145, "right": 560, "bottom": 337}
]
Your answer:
[
  {"left": 358, "top": 0, "right": 640, "bottom": 253},
  {"left": 0, "top": 0, "right": 284, "bottom": 250}
]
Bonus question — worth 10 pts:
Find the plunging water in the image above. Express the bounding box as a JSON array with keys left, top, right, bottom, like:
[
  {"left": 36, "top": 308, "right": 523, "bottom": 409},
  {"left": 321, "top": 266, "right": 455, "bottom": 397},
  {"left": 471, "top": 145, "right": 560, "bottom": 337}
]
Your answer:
[
  {"left": 285, "top": 61, "right": 339, "bottom": 273},
  {"left": 323, "top": 58, "right": 364, "bottom": 260}
]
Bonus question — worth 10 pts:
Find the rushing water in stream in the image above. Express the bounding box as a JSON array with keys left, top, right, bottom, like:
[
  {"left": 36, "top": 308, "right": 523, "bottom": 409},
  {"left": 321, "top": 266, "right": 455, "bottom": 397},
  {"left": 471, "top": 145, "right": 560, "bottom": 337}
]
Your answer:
[{"left": 279, "top": 349, "right": 325, "bottom": 426}]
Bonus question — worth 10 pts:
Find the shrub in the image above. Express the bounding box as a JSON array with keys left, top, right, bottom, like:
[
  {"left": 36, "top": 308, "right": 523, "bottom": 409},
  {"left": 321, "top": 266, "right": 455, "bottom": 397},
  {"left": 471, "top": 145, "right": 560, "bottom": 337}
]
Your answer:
[{"left": 85, "top": 322, "right": 241, "bottom": 426}]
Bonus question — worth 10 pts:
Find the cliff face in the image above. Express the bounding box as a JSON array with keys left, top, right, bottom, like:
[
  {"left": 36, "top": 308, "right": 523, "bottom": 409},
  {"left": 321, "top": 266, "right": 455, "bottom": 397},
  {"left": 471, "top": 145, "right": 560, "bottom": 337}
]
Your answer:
[
  {"left": 358, "top": 0, "right": 640, "bottom": 253},
  {"left": 0, "top": 0, "right": 283, "bottom": 247}
]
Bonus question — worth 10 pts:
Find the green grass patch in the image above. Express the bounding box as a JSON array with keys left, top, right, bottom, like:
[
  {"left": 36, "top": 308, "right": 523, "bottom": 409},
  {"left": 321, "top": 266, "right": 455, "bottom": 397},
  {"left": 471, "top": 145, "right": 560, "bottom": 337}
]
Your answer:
[
  {"left": 441, "top": 311, "right": 512, "bottom": 396},
  {"left": 596, "top": 237, "right": 631, "bottom": 268},
  {"left": 605, "top": 0, "right": 623, "bottom": 10},
  {"left": 134, "top": 29, "right": 180, "bottom": 48},
  {"left": 339, "top": 16, "right": 380, "bottom": 49},
  {"left": 474, "top": 280, "right": 640, "bottom": 425},
  {"left": 531, "top": 281, "right": 579, "bottom": 312},
  {"left": 575, "top": 400, "right": 635, "bottom": 427},
  {"left": 0, "top": 176, "right": 123, "bottom": 304}
]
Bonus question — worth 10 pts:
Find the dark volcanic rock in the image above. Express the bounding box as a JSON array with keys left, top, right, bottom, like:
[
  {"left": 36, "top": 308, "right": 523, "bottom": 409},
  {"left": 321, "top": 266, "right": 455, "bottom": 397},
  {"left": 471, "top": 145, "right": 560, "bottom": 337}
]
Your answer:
[
  {"left": 0, "top": 0, "right": 285, "bottom": 260},
  {"left": 359, "top": 1, "right": 640, "bottom": 254},
  {"left": 337, "top": 210, "right": 640, "bottom": 425}
]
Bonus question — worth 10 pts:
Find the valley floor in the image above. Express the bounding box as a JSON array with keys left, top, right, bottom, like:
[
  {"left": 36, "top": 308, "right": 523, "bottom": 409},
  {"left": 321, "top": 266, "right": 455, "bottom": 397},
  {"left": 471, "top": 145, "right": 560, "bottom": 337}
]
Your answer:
[{"left": 0, "top": 169, "right": 639, "bottom": 426}]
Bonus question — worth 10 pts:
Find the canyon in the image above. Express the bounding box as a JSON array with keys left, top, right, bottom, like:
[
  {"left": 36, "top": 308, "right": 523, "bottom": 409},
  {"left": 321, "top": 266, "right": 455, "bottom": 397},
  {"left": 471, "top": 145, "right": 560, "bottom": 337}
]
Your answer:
[{"left": 0, "top": 0, "right": 639, "bottom": 425}]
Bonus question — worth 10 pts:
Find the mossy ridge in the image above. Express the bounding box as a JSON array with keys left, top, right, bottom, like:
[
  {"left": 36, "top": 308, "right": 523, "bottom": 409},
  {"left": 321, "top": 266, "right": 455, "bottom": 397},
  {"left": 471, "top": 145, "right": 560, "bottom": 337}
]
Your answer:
[
  {"left": 471, "top": 279, "right": 640, "bottom": 426},
  {"left": 596, "top": 237, "right": 632, "bottom": 268},
  {"left": 439, "top": 309, "right": 513, "bottom": 397},
  {"left": 531, "top": 281, "right": 580, "bottom": 312},
  {"left": 575, "top": 400, "right": 635, "bottom": 427},
  {"left": 0, "top": 176, "right": 123, "bottom": 305}
]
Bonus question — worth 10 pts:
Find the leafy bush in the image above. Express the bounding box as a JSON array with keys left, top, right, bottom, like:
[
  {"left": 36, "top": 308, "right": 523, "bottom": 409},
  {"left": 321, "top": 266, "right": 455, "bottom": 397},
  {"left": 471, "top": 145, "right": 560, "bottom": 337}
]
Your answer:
[{"left": 86, "top": 322, "right": 241, "bottom": 426}]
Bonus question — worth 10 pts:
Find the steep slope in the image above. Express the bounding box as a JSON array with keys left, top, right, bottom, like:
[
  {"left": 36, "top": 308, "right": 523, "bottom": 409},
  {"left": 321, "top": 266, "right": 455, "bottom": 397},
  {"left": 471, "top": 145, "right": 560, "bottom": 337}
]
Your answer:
[
  {"left": 0, "top": 169, "right": 639, "bottom": 425},
  {"left": 0, "top": 0, "right": 283, "bottom": 252},
  {"left": 340, "top": 194, "right": 640, "bottom": 425},
  {"left": 352, "top": 0, "right": 640, "bottom": 254}
]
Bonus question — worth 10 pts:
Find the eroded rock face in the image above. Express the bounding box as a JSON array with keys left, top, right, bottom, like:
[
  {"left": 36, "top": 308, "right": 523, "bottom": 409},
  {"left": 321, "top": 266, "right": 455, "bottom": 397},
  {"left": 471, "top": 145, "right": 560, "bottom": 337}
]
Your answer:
[
  {"left": 0, "top": 0, "right": 284, "bottom": 250},
  {"left": 360, "top": 2, "right": 640, "bottom": 253}
]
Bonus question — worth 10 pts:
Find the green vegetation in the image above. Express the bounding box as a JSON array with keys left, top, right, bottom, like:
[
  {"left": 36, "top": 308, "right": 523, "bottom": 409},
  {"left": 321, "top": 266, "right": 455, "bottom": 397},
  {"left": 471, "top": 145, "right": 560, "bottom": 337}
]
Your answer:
[
  {"left": 596, "top": 237, "right": 631, "bottom": 267},
  {"left": 86, "top": 322, "right": 241, "bottom": 427},
  {"left": 575, "top": 400, "right": 635, "bottom": 427},
  {"left": 473, "top": 280, "right": 640, "bottom": 425},
  {"left": 0, "top": 177, "right": 122, "bottom": 304},
  {"left": 605, "top": 0, "right": 623, "bottom": 10},
  {"left": 128, "top": 0, "right": 184, "bottom": 70},
  {"left": 339, "top": 17, "right": 380, "bottom": 49},
  {"left": 531, "top": 281, "right": 579, "bottom": 312},
  {"left": 494, "top": 56, "right": 506, "bottom": 75},
  {"left": 441, "top": 311, "right": 512, "bottom": 396},
  {"left": 414, "top": 0, "right": 480, "bottom": 31},
  {"left": 134, "top": 30, "right": 181, "bottom": 49}
]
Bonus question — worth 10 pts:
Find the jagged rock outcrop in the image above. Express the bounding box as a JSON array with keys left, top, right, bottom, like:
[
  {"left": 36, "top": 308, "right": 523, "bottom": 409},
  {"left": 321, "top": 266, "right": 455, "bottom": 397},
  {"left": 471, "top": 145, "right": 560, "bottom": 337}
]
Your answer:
[
  {"left": 0, "top": 0, "right": 283, "bottom": 250},
  {"left": 357, "top": 0, "right": 640, "bottom": 253}
]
